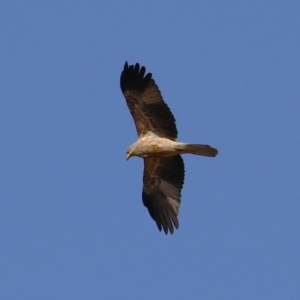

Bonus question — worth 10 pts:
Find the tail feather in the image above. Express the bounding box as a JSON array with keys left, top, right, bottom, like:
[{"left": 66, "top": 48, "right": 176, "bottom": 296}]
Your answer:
[{"left": 183, "top": 144, "right": 218, "bottom": 157}]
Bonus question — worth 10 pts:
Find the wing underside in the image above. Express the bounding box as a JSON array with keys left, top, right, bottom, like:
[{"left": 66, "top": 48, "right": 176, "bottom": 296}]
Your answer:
[
  {"left": 120, "top": 62, "right": 178, "bottom": 140},
  {"left": 142, "top": 155, "right": 185, "bottom": 234}
]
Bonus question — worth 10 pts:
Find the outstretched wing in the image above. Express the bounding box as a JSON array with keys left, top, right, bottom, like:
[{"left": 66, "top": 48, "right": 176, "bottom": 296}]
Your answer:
[
  {"left": 120, "top": 62, "right": 178, "bottom": 140},
  {"left": 142, "top": 155, "right": 185, "bottom": 234}
]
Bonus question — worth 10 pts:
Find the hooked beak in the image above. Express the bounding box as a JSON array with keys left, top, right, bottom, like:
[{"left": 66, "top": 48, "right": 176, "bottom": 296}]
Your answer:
[{"left": 126, "top": 153, "right": 130, "bottom": 160}]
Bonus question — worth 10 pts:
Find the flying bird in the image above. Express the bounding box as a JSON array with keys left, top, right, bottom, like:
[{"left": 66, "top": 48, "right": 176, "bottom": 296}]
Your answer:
[{"left": 120, "top": 62, "right": 218, "bottom": 234}]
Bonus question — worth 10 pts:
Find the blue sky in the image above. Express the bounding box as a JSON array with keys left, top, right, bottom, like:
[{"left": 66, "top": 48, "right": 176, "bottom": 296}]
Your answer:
[{"left": 1, "top": 2, "right": 299, "bottom": 299}]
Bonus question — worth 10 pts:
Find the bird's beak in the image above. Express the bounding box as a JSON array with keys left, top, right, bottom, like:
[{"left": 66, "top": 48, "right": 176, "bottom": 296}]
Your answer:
[{"left": 126, "top": 153, "right": 130, "bottom": 160}]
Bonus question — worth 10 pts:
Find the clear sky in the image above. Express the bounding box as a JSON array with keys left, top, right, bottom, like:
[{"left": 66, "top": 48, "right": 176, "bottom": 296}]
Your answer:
[{"left": 1, "top": 2, "right": 299, "bottom": 299}]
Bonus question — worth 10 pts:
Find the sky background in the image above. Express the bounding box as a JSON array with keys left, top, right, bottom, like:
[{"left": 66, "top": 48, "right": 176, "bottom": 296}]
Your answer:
[{"left": 1, "top": 1, "right": 300, "bottom": 299}]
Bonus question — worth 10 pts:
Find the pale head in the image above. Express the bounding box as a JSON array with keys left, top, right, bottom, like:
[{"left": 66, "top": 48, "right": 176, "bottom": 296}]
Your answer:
[{"left": 126, "top": 144, "right": 136, "bottom": 160}]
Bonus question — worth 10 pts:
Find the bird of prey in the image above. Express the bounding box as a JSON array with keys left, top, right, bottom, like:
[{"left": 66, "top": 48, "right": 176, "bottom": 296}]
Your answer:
[{"left": 120, "top": 62, "right": 218, "bottom": 234}]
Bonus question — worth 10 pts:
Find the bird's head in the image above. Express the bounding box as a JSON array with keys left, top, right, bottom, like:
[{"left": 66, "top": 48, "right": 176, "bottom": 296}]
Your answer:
[{"left": 126, "top": 144, "right": 135, "bottom": 160}]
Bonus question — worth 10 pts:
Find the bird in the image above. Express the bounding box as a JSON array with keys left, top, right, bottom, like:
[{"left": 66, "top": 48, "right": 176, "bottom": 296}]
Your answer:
[{"left": 120, "top": 62, "right": 218, "bottom": 234}]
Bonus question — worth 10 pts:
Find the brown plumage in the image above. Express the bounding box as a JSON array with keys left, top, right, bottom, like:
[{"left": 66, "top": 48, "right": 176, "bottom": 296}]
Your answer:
[{"left": 120, "top": 62, "right": 218, "bottom": 234}]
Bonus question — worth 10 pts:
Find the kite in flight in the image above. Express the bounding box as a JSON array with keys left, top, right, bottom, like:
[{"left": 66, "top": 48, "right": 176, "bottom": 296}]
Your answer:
[{"left": 120, "top": 62, "right": 218, "bottom": 234}]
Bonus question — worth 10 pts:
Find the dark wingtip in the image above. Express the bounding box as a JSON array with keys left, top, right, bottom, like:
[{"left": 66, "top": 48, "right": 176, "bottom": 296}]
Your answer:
[{"left": 120, "top": 62, "right": 152, "bottom": 94}]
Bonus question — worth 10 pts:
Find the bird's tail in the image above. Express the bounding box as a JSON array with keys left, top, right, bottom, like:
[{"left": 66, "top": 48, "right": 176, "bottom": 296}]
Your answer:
[{"left": 180, "top": 143, "right": 218, "bottom": 157}]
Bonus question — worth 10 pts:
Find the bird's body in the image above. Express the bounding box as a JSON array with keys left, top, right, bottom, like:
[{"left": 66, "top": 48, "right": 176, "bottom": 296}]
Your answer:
[
  {"left": 127, "top": 131, "right": 217, "bottom": 159},
  {"left": 127, "top": 132, "right": 185, "bottom": 159},
  {"left": 120, "top": 62, "right": 218, "bottom": 234}
]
